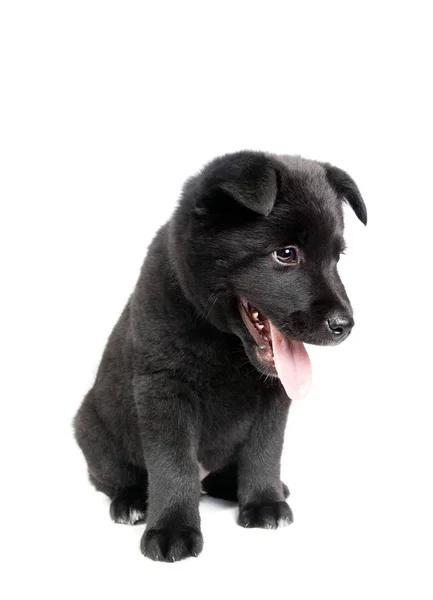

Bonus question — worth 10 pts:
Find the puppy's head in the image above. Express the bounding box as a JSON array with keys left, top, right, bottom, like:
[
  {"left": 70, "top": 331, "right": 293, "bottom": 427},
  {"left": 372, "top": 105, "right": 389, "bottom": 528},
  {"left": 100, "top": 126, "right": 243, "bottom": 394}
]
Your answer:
[{"left": 171, "top": 151, "right": 366, "bottom": 399}]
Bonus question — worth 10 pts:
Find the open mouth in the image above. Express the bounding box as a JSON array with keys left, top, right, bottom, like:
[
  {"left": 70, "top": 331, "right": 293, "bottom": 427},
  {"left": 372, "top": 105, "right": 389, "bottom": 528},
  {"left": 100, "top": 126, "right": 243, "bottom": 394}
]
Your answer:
[
  {"left": 238, "top": 299, "right": 275, "bottom": 365},
  {"left": 238, "top": 298, "right": 312, "bottom": 400}
]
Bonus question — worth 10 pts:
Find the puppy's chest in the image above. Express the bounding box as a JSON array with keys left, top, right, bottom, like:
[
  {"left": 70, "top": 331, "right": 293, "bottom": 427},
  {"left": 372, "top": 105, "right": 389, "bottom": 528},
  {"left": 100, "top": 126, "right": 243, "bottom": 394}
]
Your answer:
[
  {"left": 193, "top": 351, "right": 263, "bottom": 419},
  {"left": 193, "top": 358, "right": 276, "bottom": 469}
]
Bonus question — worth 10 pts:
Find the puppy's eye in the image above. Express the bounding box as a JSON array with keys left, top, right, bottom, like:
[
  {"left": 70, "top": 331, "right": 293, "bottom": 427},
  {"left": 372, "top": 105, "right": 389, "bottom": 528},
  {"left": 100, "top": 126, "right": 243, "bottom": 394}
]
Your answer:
[{"left": 273, "top": 247, "right": 298, "bottom": 265}]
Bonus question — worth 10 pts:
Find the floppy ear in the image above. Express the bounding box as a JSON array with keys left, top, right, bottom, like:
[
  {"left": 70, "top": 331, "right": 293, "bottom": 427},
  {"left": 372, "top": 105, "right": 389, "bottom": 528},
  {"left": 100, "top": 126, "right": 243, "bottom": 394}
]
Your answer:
[
  {"left": 322, "top": 163, "right": 367, "bottom": 225},
  {"left": 196, "top": 151, "right": 278, "bottom": 217}
]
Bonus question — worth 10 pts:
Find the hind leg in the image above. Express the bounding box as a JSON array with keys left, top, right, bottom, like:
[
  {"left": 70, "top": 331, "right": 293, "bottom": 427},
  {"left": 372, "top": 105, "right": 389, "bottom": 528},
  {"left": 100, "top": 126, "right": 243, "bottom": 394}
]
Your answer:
[
  {"left": 88, "top": 471, "right": 149, "bottom": 525},
  {"left": 108, "top": 482, "right": 148, "bottom": 525},
  {"left": 74, "top": 393, "right": 148, "bottom": 525}
]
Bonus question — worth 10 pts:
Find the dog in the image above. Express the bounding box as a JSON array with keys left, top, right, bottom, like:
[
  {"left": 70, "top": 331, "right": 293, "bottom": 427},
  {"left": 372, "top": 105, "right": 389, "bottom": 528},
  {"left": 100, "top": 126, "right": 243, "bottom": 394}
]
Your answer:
[{"left": 74, "top": 151, "right": 366, "bottom": 562}]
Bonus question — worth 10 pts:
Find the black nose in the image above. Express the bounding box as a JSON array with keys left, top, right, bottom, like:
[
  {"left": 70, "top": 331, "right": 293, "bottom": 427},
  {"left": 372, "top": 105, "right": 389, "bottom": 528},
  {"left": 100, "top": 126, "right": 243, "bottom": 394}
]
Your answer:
[{"left": 326, "top": 313, "right": 354, "bottom": 338}]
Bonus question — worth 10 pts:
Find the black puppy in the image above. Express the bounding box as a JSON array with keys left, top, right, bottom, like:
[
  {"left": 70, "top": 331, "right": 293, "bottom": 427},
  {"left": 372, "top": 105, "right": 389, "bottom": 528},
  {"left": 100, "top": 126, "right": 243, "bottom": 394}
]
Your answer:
[{"left": 74, "top": 151, "right": 366, "bottom": 562}]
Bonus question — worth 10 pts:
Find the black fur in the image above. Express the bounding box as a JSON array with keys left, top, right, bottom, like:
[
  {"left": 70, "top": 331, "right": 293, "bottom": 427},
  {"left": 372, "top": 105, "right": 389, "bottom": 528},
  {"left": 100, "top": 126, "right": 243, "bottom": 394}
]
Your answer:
[{"left": 74, "top": 151, "right": 366, "bottom": 562}]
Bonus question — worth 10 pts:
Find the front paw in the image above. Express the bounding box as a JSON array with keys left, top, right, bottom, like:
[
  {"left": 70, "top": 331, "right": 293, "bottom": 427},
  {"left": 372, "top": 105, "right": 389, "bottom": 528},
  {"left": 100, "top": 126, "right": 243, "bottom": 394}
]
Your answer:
[
  {"left": 239, "top": 501, "right": 293, "bottom": 529},
  {"left": 140, "top": 526, "right": 204, "bottom": 562}
]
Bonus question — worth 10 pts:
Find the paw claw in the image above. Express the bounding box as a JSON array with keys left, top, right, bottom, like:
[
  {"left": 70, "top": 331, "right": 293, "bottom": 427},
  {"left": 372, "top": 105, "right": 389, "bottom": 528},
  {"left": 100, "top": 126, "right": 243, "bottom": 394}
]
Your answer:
[
  {"left": 110, "top": 489, "right": 147, "bottom": 525},
  {"left": 141, "top": 527, "right": 203, "bottom": 562},
  {"left": 239, "top": 501, "right": 293, "bottom": 529}
]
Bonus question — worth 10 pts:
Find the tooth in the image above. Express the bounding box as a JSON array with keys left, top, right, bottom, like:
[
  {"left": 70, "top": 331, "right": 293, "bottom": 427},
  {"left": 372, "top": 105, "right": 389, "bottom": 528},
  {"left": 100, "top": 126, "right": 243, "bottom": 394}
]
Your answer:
[
  {"left": 252, "top": 310, "right": 259, "bottom": 320},
  {"left": 259, "top": 344, "right": 267, "bottom": 350},
  {"left": 256, "top": 323, "right": 264, "bottom": 330}
]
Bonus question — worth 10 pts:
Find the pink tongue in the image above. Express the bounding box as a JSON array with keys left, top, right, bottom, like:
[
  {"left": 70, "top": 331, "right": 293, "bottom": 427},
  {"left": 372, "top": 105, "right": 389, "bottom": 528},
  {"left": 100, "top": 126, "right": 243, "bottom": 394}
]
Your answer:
[{"left": 270, "top": 323, "right": 312, "bottom": 400}]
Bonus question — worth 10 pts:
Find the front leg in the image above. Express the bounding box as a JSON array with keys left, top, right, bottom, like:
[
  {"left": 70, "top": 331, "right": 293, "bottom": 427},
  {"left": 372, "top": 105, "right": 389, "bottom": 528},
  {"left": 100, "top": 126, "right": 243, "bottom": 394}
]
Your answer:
[
  {"left": 237, "top": 394, "right": 293, "bottom": 529},
  {"left": 134, "top": 375, "right": 203, "bottom": 562}
]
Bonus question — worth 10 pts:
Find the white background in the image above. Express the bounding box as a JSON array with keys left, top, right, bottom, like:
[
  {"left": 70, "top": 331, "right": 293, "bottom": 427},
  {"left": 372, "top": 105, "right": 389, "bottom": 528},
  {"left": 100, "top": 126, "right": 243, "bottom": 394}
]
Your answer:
[{"left": 1, "top": 1, "right": 432, "bottom": 598}]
